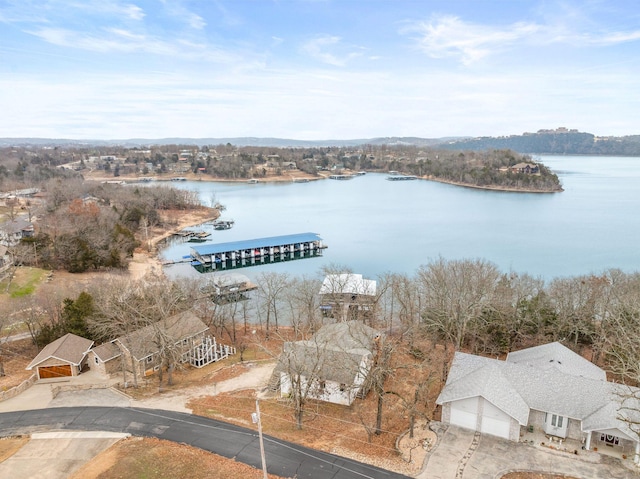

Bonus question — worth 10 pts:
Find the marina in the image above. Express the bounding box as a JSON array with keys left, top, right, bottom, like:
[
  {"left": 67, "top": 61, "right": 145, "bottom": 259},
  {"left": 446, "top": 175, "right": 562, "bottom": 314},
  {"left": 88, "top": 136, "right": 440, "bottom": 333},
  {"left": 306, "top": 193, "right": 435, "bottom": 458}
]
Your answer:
[{"left": 189, "top": 232, "right": 326, "bottom": 272}]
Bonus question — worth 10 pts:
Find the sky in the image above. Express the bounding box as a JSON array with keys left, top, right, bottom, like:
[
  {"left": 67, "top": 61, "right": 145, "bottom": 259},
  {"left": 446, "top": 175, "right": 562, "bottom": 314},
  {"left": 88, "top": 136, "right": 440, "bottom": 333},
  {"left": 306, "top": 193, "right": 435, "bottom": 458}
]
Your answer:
[{"left": 1, "top": 0, "right": 639, "bottom": 140}]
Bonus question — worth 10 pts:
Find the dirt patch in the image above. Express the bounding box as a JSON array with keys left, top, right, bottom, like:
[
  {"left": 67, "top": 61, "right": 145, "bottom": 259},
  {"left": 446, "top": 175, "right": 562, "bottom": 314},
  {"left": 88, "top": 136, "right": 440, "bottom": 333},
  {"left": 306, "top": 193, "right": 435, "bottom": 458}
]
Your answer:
[
  {"left": 397, "top": 420, "right": 437, "bottom": 467},
  {"left": 0, "top": 436, "right": 29, "bottom": 462},
  {"left": 501, "top": 474, "right": 580, "bottom": 479},
  {"left": 71, "top": 436, "right": 283, "bottom": 479},
  {"left": 0, "top": 339, "right": 38, "bottom": 390}
]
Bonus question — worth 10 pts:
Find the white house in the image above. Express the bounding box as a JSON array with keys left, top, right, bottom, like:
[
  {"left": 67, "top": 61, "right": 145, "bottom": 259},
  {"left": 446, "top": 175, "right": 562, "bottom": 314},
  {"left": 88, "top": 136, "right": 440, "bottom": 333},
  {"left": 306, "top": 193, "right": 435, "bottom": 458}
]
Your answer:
[
  {"left": 0, "top": 217, "right": 34, "bottom": 246},
  {"left": 437, "top": 342, "right": 640, "bottom": 462},
  {"left": 319, "top": 273, "right": 377, "bottom": 321},
  {"left": 276, "top": 321, "right": 381, "bottom": 406}
]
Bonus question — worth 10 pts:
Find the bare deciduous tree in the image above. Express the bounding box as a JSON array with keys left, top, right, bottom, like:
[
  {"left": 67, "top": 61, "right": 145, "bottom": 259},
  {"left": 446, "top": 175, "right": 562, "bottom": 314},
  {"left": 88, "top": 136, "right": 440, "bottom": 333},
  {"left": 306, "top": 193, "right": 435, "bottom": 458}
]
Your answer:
[{"left": 417, "top": 257, "right": 500, "bottom": 350}]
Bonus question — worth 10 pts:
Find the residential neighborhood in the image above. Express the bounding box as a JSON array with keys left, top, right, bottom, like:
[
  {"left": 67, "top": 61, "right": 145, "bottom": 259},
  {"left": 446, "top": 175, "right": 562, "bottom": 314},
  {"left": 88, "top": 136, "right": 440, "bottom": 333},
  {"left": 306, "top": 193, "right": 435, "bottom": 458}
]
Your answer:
[{"left": 0, "top": 140, "right": 639, "bottom": 478}]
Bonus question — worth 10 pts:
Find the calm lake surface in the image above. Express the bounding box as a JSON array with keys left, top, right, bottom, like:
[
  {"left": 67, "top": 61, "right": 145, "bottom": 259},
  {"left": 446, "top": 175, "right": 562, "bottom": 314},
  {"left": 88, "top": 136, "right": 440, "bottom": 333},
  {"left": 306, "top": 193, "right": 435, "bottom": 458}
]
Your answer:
[{"left": 161, "top": 155, "right": 640, "bottom": 283}]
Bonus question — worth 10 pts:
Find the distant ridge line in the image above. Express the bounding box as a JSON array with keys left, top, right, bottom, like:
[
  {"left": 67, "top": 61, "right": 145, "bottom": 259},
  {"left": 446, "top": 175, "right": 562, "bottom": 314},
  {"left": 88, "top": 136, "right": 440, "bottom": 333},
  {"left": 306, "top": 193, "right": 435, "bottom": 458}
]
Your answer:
[{"left": 0, "top": 136, "right": 465, "bottom": 148}]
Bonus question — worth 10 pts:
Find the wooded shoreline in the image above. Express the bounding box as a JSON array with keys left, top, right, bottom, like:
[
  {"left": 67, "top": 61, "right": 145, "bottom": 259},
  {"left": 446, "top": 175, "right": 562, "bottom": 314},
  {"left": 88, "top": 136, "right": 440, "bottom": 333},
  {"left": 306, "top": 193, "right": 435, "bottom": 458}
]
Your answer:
[{"left": 85, "top": 170, "right": 563, "bottom": 193}]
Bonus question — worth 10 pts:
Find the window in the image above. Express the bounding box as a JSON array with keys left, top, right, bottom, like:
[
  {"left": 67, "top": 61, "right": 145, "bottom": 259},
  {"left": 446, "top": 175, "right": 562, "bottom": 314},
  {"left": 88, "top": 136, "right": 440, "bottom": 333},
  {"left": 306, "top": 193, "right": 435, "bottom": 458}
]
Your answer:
[
  {"left": 551, "top": 414, "right": 563, "bottom": 428},
  {"left": 339, "top": 383, "right": 346, "bottom": 392},
  {"left": 146, "top": 356, "right": 153, "bottom": 364},
  {"left": 600, "top": 434, "right": 620, "bottom": 445},
  {"left": 319, "top": 380, "right": 326, "bottom": 393},
  {"left": 94, "top": 356, "right": 99, "bottom": 365}
]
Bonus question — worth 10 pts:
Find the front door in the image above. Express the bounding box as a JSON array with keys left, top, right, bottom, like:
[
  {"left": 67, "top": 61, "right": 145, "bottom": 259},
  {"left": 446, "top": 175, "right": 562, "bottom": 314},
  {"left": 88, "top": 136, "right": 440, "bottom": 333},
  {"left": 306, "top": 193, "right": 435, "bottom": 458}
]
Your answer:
[{"left": 544, "top": 412, "right": 568, "bottom": 438}]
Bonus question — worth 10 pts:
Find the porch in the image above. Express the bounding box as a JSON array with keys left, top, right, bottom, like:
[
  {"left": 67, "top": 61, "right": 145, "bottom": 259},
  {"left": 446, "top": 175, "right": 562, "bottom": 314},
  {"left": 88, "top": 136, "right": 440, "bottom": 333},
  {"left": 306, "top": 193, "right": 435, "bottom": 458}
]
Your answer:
[{"left": 520, "top": 425, "right": 638, "bottom": 465}]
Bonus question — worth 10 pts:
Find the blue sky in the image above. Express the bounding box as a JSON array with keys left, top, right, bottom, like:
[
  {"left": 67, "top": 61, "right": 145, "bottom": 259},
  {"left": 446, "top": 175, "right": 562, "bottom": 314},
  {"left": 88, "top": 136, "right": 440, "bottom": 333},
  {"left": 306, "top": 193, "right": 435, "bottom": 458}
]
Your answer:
[{"left": 1, "top": 0, "right": 639, "bottom": 140}]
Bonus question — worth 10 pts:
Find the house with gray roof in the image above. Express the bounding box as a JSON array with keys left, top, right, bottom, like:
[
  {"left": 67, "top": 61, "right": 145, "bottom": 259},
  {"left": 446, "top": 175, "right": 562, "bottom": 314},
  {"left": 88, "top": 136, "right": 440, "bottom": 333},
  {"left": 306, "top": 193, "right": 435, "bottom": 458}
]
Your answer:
[
  {"left": 114, "top": 310, "right": 210, "bottom": 380},
  {"left": 437, "top": 342, "right": 640, "bottom": 462},
  {"left": 26, "top": 333, "right": 94, "bottom": 380},
  {"left": 0, "top": 217, "right": 34, "bottom": 247},
  {"left": 275, "top": 321, "right": 381, "bottom": 406}
]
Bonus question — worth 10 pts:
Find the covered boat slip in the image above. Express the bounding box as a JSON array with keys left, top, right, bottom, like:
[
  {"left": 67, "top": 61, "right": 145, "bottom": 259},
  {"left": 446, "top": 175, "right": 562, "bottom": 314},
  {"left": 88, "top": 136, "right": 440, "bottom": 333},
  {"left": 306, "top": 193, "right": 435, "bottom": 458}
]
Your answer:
[{"left": 190, "top": 232, "right": 326, "bottom": 272}]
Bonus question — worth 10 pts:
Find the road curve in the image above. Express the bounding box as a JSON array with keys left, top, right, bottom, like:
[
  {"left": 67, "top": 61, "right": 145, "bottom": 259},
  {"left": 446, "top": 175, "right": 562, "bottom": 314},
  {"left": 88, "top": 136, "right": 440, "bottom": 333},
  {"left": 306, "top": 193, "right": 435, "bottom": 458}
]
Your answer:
[{"left": 0, "top": 407, "right": 411, "bottom": 479}]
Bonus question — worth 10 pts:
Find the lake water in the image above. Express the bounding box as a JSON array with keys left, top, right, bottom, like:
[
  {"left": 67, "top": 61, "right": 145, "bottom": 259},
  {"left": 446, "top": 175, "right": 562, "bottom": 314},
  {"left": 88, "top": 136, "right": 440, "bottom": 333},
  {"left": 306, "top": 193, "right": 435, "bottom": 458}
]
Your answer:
[{"left": 161, "top": 155, "right": 640, "bottom": 283}]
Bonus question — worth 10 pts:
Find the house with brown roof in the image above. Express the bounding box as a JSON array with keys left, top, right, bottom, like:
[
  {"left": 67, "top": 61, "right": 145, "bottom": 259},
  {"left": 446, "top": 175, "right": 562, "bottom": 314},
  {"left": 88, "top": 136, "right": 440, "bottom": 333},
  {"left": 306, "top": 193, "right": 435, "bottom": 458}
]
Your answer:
[
  {"left": 26, "top": 333, "right": 94, "bottom": 380},
  {"left": 87, "top": 341, "right": 122, "bottom": 377}
]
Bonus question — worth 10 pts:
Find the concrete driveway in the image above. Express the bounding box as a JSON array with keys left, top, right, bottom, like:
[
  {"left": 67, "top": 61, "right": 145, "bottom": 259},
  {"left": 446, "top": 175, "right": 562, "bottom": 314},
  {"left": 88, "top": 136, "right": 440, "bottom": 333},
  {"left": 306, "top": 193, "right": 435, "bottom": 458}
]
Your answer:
[
  {"left": 419, "top": 424, "right": 638, "bottom": 479},
  {"left": 0, "top": 431, "right": 128, "bottom": 479}
]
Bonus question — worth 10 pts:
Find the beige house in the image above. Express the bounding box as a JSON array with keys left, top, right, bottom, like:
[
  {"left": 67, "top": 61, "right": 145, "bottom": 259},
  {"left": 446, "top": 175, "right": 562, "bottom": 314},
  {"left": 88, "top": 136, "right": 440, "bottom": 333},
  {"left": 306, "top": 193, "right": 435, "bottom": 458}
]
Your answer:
[
  {"left": 114, "top": 310, "right": 210, "bottom": 379},
  {"left": 87, "top": 341, "right": 122, "bottom": 377},
  {"left": 26, "top": 333, "right": 94, "bottom": 380}
]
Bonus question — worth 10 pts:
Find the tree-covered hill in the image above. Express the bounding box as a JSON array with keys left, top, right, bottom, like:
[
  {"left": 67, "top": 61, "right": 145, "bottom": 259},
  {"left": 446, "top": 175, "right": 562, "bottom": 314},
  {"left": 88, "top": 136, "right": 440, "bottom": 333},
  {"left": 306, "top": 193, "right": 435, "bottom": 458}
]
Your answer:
[{"left": 438, "top": 128, "right": 640, "bottom": 156}]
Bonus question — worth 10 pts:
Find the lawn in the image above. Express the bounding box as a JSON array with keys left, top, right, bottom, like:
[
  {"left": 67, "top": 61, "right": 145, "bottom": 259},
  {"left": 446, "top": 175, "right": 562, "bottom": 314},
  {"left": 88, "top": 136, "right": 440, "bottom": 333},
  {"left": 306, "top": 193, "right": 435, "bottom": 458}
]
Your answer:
[{"left": 0, "top": 267, "right": 50, "bottom": 298}]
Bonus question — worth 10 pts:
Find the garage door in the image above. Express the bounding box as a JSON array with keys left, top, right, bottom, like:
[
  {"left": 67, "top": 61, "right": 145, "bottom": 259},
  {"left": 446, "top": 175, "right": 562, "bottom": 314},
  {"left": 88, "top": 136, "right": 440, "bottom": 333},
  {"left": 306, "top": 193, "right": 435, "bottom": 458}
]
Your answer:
[
  {"left": 450, "top": 397, "right": 479, "bottom": 430},
  {"left": 479, "top": 400, "right": 511, "bottom": 439},
  {"left": 38, "top": 365, "right": 72, "bottom": 379}
]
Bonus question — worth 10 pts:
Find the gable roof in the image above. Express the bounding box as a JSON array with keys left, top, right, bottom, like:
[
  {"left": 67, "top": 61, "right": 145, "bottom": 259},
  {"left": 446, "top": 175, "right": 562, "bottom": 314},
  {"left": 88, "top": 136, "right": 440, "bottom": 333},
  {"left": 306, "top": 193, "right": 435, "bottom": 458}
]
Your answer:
[
  {"left": 438, "top": 345, "right": 639, "bottom": 440},
  {"left": 91, "top": 341, "right": 121, "bottom": 362},
  {"left": 319, "top": 273, "right": 376, "bottom": 296},
  {"left": 27, "top": 333, "right": 94, "bottom": 370},
  {"left": 115, "top": 310, "right": 208, "bottom": 361},
  {"left": 275, "top": 321, "right": 380, "bottom": 385},
  {"left": 1, "top": 217, "right": 33, "bottom": 234},
  {"left": 310, "top": 321, "right": 380, "bottom": 352}
]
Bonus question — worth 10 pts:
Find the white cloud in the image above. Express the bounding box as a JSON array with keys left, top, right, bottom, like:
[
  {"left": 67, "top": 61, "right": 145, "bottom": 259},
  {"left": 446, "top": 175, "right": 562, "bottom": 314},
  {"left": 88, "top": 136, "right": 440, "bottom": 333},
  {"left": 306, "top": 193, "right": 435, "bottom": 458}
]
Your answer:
[
  {"left": 26, "top": 26, "right": 238, "bottom": 63},
  {"left": 301, "top": 35, "right": 362, "bottom": 66},
  {"left": 404, "top": 13, "right": 640, "bottom": 65},
  {"left": 403, "top": 14, "right": 540, "bottom": 65},
  {"left": 121, "top": 3, "right": 145, "bottom": 21}
]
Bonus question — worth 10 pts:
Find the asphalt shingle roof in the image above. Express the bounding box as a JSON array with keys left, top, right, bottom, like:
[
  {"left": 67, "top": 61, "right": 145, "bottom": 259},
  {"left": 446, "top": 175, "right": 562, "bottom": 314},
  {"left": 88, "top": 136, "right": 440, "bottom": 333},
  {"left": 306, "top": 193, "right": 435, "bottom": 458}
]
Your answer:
[
  {"left": 274, "top": 321, "right": 380, "bottom": 385},
  {"left": 116, "top": 310, "right": 208, "bottom": 360},
  {"left": 438, "top": 344, "right": 639, "bottom": 439},
  {"left": 27, "top": 333, "right": 94, "bottom": 369},
  {"left": 506, "top": 342, "right": 606, "bottom": 381}
]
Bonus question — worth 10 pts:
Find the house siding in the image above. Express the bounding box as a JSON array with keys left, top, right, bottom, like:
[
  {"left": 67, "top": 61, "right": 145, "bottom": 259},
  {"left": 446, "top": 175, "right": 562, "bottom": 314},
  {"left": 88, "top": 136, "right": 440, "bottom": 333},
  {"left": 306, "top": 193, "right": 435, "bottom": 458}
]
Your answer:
[
  {"left": 527, "top": 409, "right": 583, "bottom": 442},
  {"left": 508, "top": 416, "right": 520, "bottom": 442},
  {"left": 280, "top": 373, "right": 355, "bottom": 406},
  {"left": 87, "top": 351, "right": 121, "bottom": 377},
  {"left": 441, "top": 402, "right": 451, "bottom": 424},
  {"left": 567, "top": 417, "right": 583, "bottom": 441}
]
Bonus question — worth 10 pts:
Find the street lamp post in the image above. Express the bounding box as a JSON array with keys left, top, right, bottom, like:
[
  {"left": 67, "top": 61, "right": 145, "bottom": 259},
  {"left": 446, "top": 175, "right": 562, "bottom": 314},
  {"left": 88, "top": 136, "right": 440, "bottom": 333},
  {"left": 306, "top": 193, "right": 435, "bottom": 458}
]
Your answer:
[{"left": 252, "top": 399, "right": 268, "bottom": 479}]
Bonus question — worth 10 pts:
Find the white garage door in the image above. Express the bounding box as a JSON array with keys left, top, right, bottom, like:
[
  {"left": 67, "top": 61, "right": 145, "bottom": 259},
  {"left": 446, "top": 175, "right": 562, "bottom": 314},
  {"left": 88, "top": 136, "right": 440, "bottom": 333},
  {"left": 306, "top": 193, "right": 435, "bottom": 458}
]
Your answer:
[
  {"left": 479, "top": 400, "right": 511, "bottom": 439},
  {"left": 450, "top": 397, "right": 479, "bottom": 430}
]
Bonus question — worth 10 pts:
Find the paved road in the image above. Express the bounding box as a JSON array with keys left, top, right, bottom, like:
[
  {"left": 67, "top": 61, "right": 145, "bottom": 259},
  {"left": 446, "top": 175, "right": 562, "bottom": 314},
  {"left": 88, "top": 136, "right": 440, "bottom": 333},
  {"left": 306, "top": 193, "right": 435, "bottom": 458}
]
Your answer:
[{"left": 0, "top": 407, "right": 411, "bottom": 479}]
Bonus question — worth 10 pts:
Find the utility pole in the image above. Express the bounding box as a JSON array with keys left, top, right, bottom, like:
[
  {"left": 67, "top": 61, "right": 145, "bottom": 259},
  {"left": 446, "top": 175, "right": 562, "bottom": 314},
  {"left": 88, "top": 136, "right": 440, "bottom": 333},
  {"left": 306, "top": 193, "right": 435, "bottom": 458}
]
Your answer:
[{"left": 252, "top": 399, "right": 268, "bottom": 479}]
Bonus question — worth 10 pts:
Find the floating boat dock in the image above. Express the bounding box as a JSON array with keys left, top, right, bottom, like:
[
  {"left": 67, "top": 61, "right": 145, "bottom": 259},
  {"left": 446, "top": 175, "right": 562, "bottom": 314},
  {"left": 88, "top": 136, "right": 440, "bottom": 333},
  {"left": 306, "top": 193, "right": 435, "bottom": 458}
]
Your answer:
[
  {"left": 329, "top": 174, "right": 354, "bottom": 180},
  {"left": 190, "top": 232, "right": 326, "bottom": 272},
  {"left": 387, "top": 175, "right": 418, "bottom": 181},
  {"left": 213, "top": 218, "right": 234, "bottom": 230}
]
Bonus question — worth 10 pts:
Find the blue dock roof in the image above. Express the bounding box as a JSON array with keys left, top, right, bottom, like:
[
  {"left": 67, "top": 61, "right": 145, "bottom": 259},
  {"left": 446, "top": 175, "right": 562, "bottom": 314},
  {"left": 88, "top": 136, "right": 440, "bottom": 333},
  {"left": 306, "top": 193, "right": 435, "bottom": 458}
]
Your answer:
[{"left": 191, "top": 233, "right": 323, "bottom": 256}]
